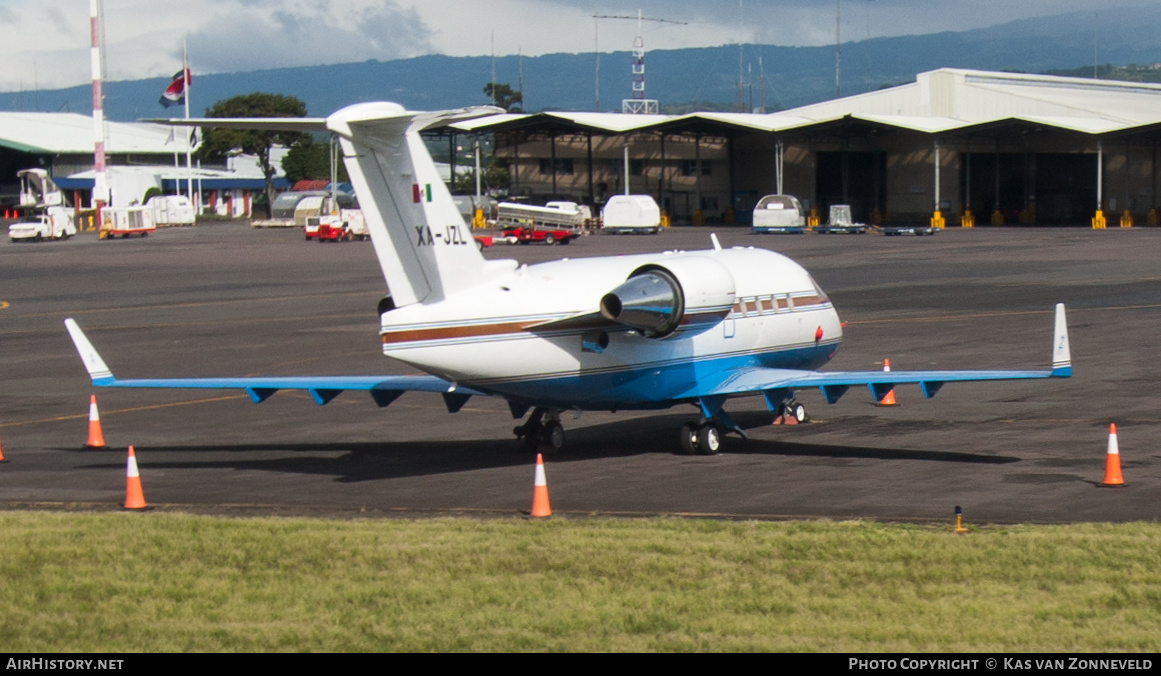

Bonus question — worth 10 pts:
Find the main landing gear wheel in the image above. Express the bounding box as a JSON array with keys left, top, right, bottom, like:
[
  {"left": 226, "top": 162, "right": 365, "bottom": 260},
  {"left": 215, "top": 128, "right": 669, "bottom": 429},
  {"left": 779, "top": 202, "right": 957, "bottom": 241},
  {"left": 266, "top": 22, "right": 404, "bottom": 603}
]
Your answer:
[
  {"left": 680, "top": 422, "right": 699, "bottom": 455},
  {"left": 697, "top": 424, "right": 722, "bottom": 454},
  {"left": 679, "top": 421, "right": 723, "bottom": 455}
]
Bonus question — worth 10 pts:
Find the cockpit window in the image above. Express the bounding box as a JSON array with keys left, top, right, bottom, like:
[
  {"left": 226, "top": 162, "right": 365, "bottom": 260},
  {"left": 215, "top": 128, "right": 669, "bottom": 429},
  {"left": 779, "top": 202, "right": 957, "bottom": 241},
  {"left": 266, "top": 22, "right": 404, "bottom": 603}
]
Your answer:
[{"left": 809, "top": 276, "right": 829, "bottom": 303}]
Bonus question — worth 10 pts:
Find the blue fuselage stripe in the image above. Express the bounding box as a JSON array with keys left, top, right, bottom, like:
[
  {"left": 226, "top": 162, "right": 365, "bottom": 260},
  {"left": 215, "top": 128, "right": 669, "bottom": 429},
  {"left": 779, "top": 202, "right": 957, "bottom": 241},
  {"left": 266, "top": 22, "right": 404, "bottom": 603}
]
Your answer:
[{"left": 475, "top": 342, "right": 837, "bottom": 410}]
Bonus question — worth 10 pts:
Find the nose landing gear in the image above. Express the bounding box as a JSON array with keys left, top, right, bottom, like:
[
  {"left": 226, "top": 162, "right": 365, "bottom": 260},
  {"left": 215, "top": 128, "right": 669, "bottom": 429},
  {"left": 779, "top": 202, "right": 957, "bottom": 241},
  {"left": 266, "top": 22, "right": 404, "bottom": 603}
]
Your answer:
[{"left": 514, "top": 407, "right": 565, "bottom": 451}]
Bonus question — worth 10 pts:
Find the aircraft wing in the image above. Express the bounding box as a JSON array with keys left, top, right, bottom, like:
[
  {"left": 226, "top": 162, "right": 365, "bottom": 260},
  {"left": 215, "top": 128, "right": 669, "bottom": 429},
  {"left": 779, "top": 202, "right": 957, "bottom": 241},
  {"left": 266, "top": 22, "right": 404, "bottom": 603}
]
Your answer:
[
  {"left": 678, "top": 303, "right": 1072, "bottom": 405},
  {"left": 64, "top": 319, "right": 483, "bottom": 412}
]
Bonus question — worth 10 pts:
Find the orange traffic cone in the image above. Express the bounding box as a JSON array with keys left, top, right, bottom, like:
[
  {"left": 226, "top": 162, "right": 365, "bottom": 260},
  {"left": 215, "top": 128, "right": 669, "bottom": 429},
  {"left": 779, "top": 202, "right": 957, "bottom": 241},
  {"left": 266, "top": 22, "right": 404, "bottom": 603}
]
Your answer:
[
  {"left": 1100, "top": 424, "right": 1125, "bottom": 487},
  {"left": 83, "top": 395, "right": 107, "bottom": 449},
  {"left": 123, "top": 446, "right": 148, "bottom": 510},
  {"left": 877, "top": 359, "right": 898, "bottom": 407},
  {"left": 531, "top": 453, "right": 551, "bottom": 518},
  {"left": 0, "top": 431, "right": 7, "bottom": 463}
]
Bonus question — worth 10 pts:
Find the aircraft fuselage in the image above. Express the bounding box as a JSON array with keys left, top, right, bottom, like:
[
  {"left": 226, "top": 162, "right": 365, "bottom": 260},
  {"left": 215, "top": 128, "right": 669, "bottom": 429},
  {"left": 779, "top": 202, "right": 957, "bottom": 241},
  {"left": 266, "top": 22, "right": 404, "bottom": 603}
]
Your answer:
[{"left": 378, "top": 246, "right": 844, "bottom": 410}]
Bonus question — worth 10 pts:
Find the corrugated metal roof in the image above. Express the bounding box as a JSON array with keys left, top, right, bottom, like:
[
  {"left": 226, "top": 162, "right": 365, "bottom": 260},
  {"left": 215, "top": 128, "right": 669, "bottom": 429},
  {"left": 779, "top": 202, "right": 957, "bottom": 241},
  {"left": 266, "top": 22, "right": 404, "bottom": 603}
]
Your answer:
[
  {"left": 853, "top": 114, "right": 973, "bottom": 134},
  {"left": 451, "top": 68, "right": 1161, "bottom": 138},
  {"left": 0, "top": 112, "right": 191, "bottom": 154}
]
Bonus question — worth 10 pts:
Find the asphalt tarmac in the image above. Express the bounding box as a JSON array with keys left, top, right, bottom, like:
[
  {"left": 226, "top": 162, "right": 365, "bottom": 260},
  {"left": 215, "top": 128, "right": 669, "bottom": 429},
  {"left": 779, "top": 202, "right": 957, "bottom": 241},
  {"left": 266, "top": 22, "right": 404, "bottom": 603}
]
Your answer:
[{"left": 2, "top": 223, "right": 1159, "bottom": 523}]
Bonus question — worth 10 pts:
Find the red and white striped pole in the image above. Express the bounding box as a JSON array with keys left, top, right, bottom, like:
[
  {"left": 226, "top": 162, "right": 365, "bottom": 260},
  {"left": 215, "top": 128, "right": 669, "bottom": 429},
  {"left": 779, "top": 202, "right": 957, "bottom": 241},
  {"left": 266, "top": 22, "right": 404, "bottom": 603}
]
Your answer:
[{"left": 90, "top": 0, "right": 109, "bottom": 220}]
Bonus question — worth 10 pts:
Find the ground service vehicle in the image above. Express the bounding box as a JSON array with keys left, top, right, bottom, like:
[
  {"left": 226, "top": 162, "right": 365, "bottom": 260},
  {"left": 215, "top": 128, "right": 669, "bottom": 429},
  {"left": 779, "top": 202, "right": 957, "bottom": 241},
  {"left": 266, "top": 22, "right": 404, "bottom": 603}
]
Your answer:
[{"left": 500, "top": 225, "right": 576, "bottom": 245}]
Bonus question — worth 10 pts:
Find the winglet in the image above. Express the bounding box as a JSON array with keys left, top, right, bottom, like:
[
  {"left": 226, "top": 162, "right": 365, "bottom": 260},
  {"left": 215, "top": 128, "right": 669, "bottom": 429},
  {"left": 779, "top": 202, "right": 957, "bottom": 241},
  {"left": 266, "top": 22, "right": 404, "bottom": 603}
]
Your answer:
[
  {"left": 64, "top": 319, "right": 116, "bottom": 385},
  {"left": 1051, "top": 303, "right": 1071, "bottom": 377}
]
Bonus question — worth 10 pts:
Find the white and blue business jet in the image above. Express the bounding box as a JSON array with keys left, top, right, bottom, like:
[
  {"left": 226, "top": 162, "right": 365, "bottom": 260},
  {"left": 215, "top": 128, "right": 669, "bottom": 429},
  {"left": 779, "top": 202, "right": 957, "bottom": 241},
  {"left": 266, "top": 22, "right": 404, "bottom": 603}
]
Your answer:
[{"left": 65, "top": 103, "right": 1072, "bottom": 454}]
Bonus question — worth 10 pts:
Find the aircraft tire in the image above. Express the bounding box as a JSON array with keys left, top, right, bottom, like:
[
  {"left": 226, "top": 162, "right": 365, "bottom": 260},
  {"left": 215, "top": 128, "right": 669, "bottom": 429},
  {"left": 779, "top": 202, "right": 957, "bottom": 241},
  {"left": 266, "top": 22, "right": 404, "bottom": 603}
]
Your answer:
[
  {"left": 696, "top": 424, "right": 721, "bottom": 455},
  {"left": 679, "top": 422, "right": 699, "bottom": 455},
  {"left": 544, "top": 421, "right": 565, "bottom": 450},
  {"left": 787, "top": 402, "right": 809, "bottom": 423}
]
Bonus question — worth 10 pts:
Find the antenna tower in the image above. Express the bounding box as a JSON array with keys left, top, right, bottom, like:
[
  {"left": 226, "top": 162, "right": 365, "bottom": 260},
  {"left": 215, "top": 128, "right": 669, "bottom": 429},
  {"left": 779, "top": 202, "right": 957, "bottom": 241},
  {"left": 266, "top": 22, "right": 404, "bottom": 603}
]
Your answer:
[{"left": 593, "top": 10, "right": 686, "bottom": 114}]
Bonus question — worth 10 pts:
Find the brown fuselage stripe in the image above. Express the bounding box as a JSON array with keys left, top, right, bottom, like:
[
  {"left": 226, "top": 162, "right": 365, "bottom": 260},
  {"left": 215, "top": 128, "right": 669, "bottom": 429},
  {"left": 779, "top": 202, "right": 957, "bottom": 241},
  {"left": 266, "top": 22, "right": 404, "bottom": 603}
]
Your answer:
[{"left": 382, "top": 320, "right": 534, "bottom": 344}]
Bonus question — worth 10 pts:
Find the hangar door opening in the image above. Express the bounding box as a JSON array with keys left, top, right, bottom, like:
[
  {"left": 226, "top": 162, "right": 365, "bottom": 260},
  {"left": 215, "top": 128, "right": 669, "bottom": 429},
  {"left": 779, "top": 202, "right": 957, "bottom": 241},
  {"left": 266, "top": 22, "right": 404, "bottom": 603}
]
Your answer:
[
  {"left": 815, "top": 151, "right": 886, "bottom": 223},
  {"left": 961, "top": 152, "right": 1096, "bottom": 225},
  {"left": 1035, "top": 153, "right": 1097, "bottom": 225},
  {"left": 960, "top": 153, "right": 1025, "bottom": 222}
]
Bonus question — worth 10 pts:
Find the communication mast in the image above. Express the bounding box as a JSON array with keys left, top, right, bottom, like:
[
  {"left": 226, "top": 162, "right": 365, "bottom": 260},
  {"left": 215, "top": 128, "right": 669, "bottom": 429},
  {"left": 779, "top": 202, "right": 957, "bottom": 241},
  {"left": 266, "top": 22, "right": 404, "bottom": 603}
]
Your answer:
[{"left": 593, "top": 10, "right": 686, "bottom": 114}]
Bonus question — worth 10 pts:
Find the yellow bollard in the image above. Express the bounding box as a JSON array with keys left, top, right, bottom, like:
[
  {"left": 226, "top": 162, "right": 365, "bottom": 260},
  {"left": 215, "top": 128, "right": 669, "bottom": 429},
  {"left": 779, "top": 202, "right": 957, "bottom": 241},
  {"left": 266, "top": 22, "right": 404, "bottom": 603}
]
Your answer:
[
  {"left": 960, "top": 209, "right": 974, "bottom": 228},
  {"left": 930, "top": 210, "right": 945, "bottom": 229},
  {"left": 990, "top": 210, "right": 1004, "bottom": 225},
  {"left": 1148, "top": 208, "right": 1159, "bottom": 226},
  {"left": 692, "top": 209, "right": 704, "bottom": 226},
  {"left": 807, "top": 208, "right": 820, "bottom": 228},
  {"left": 471, "top": 208, "right": 485, "bottom": 230},
  {"left": 954, "top": 506, "right": 969, "bottom": 534},
  {"left": 1092, "top": 210, "right": 1106, "bottom": 229},
  {"left": 869, "top": 207, "right": 882, "bottom": 226},
  {"left": 660, "top": 210, "right": 670, "bottom": 228},
  {"left": 1120, "top": 209, "right": 1133, "bottom": 228}
]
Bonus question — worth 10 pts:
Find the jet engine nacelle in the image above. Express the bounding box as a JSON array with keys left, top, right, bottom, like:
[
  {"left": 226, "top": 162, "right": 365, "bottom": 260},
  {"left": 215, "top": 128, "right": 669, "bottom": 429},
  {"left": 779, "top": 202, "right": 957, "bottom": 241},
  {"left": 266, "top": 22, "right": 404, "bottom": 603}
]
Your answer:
[{"left": 599, "top": 256, "right": 736, "bottom": 338}]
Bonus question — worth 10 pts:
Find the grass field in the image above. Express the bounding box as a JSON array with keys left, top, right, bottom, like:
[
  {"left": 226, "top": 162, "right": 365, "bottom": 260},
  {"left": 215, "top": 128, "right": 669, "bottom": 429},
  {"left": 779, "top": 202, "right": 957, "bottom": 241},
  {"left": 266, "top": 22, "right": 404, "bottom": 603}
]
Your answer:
[{"left": 1, "top": 512, "right": 1158, "bottom": 652}]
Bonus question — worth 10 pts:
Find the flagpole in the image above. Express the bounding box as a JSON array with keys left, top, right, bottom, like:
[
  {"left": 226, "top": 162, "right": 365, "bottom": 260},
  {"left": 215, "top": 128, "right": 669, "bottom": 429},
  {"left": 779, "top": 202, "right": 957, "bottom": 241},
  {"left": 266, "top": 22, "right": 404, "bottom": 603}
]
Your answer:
[{"left": 183, "top": 40, "right": 194, "bottom": 213}]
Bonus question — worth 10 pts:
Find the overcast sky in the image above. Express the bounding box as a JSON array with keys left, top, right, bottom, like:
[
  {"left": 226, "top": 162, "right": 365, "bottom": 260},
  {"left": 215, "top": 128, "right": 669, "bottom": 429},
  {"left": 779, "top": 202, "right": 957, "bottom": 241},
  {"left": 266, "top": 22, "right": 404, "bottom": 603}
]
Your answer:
[{"left": 0, "top": 0, "right": 1150, "bottom": 92}]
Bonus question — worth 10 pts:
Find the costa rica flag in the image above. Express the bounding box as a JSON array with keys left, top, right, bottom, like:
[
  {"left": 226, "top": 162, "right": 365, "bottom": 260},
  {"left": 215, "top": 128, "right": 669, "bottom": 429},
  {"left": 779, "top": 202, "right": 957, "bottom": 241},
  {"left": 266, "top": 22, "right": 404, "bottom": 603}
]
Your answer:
[{"left": 159, "top": 68, "right": 191, "bottom": 108}]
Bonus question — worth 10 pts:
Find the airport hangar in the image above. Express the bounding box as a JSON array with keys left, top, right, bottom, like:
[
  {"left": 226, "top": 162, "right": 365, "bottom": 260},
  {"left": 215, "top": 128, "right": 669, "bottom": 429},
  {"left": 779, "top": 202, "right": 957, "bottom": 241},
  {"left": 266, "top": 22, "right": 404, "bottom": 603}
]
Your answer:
[
  {"left": 0, "top": 111, "right": 285, "bottom": 217},
  {"left": 449, "top": 68, "right": 1161, "bottom": 227}
]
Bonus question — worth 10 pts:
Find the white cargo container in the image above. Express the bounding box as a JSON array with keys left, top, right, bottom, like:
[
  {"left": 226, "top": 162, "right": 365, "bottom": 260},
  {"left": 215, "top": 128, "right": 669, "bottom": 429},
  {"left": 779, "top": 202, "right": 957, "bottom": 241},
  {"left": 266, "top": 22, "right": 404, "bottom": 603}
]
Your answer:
[
  {"left": 751, "top": 195, "right": 807, "bottom": 234},
  {"left": 601, "top": 195, "right": 661, "bottom": 234},
  {"left": 148, "top": 195, "right": 196, "bottom": 226},
  {"left": 100, "top": 206, "right": 156, "bottom": 239},
  {"left": 815, "top": 204, "right": 869, "bottom": 234}
]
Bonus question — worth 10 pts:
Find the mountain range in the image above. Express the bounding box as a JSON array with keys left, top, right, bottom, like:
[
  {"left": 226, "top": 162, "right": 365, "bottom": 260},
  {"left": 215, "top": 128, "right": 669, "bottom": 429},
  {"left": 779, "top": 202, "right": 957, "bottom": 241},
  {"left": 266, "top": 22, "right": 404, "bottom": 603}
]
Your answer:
[{"left": 3, "top": 5, "right": 1161, "bottom": 121}]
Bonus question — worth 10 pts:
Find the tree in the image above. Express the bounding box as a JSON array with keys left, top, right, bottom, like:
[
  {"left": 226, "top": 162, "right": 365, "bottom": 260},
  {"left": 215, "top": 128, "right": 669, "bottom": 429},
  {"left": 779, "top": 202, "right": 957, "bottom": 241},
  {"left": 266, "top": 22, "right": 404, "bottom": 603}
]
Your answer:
[
  {"left": 484, "top": 82, "right": 523, "bottom": 112},
  {"left": 453, "top": 158, "right": 510, "bottom": 195},
  {"left": 195, "top": 93, "right": 309, "bottom": 216},
  {"left": 282, "top": 135, "right": 348, "bottom": 185}
]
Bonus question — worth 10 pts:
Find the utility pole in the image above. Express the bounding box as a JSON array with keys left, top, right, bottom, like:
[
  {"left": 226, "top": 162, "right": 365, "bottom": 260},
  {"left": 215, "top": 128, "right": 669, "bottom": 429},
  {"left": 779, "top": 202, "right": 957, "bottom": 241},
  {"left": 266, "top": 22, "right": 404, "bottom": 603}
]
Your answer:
[{"left": 835, "top": 0, "right": 842, "bottom": 98}]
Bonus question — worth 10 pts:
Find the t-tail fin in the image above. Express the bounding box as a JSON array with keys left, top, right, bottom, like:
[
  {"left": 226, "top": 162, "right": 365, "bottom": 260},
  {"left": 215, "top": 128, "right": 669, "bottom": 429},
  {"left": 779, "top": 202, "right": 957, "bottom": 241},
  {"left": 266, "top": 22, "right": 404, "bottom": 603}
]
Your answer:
[{"left": 326, "top": 103, "right": 507, "bottom": 307}]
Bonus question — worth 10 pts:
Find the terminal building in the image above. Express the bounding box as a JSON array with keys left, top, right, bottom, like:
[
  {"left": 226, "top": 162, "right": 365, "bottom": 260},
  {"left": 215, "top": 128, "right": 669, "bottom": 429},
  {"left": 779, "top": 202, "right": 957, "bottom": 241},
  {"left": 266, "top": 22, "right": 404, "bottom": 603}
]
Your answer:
[
  {"left": 0, "top": 112, "right": 285, "bottom": 218},
  {"left": 454, "top": 68, "right": 1161, "bottom": 226}
]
